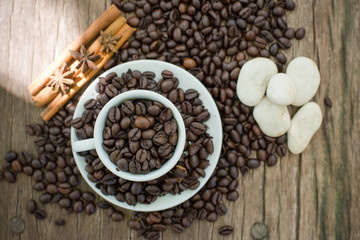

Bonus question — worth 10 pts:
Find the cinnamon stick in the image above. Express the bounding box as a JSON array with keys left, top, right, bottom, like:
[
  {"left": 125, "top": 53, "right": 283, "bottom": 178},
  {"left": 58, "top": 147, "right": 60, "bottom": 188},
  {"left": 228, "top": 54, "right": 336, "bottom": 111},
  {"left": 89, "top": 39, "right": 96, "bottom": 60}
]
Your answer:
[
  {"left": 41, "top": 24, "right": 136, "bottom": 122},
  {"left": 32, "top": 16, "right": 126, "bottom": 107},
  {"left": 28, "top": 4, "right": 121, "bottom": 96}
]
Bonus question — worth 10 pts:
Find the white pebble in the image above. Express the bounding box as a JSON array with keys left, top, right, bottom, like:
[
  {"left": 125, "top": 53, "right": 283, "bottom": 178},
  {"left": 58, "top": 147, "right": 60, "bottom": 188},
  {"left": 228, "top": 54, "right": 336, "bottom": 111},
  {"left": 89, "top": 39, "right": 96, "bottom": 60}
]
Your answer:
[
  {"left": 286, "top": 57, "right": 321, "bottom": 106},
  {"left": 253, "top": 97, "right": 291, "bottom": 137},
  {"left": 287, "top": 102, "right": 322, "bottom": 154},
  {"left": 266, "top": 73, "right": 296, "bottom": 106},
  {"left": 236, "top": 58, "right": 278, "bottom": 106}
]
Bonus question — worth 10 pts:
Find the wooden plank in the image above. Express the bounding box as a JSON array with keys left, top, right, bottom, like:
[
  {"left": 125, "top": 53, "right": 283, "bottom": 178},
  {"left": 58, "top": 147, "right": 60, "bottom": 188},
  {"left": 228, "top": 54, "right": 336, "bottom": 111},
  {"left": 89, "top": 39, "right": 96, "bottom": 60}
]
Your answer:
[{"left": 0, "top": 0, "right": 359, "bottom": 239}]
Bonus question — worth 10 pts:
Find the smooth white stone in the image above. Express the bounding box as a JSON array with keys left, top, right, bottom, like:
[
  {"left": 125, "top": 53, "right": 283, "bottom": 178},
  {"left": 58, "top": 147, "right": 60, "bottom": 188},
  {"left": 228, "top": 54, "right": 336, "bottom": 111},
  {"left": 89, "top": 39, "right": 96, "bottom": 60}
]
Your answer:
[
  {"left": 287, "top": 102, "right": 323, "bottom": 154},
  {"left": 236, "top": 58, "right": 278, "bottom": 106},
  {"left": 266, "top": 73, "right": 296, "bottom": 106},
  {"left": 286, "top": 57, "right": 321, "bottom": 106},
  {"left": 253, "top": 96, "right": 291, "bottom": 137}
]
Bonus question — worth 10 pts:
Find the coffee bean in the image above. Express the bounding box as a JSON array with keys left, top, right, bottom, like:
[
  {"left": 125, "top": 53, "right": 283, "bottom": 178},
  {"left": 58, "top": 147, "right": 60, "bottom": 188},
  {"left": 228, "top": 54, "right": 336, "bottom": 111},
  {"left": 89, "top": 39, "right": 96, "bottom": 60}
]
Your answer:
[
  {"left": 122, "top": 2, "right": 136, "bottom": 12},
  {"left": 219, "top": 225, "right": 233, "bottom": 236},
  {"left": 295, "top": 27, "right": 306, "bottom": 39},
  {"left": 27, "top": 200, "right": 37, "bottom": 213},
  {"left": 55, "top": 219, "right": 66, "bottom": 226},
  {"left": 128, "top": 16, "right": 140, "bottom": 27},
  {"left": 33, "top": 182, "right": 45, "bottom": 191},
  {"left": 34, "top": 209, "right": 46, "bottom": 220},
  {"left": 4, "top": 151, "right": 17, "bottom": 162},
  {"left": 172, "top": 223, "right": 184, "bottom": 233},
  {"left": 247, "top": 46, "right": 259, "bottom": 57},
  {"left": 82, "top": 192, "right": 95, "bottom": 202},
  {"left": 73, "top": 200, "right": 84, "bottom": 213},
  {"left": 190, "top": 122, "right": 206, "bottom": 135},
  {"left": 39, "top": 193, "right": 52, "bottom": 203},
  {"left": 206, "top": 212, "right": 218, "bottom": 222},
  {"left": 11, "top": 160, "right": 22, "bottom": 173},
  {"left": 112, "top": 212, "right": 124, "bottom": 221},
  {"left": 95, "top": 201, "right": 109, "bottom": 209},
  {"left": 4, "top": 171, "right": 16, "bottom": 183},
  {"left": 85, "top": 203, "right": 96, "bottom": 215},
  {"left": 266, "top": 154, "right": 278, "bottom": 166},
  {"left": 129, "top": 220, "right": 141, "bottom": 230},
  {"left": 324, "top": 96, "right": 332, "bottom": 108},
  {"left": 134, "top": 116, "right": 151, "bottom": 130},
  {"left": 247, "top": 158, "right": 260, "bottom": 169}
]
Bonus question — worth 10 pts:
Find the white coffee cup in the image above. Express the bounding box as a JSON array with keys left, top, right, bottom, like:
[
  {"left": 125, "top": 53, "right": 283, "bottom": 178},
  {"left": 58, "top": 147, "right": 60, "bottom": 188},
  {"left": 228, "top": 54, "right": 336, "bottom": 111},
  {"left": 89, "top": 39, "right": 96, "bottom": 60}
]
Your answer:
[{"left": 72, "top": 90, "right": 186, "bottom": 182}]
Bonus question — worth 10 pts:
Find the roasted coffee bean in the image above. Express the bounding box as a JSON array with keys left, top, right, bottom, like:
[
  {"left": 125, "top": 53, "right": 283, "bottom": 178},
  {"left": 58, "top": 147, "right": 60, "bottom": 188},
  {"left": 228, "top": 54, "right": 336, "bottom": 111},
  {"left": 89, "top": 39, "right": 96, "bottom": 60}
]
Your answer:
[
  {"left": 33, "top": 182, "right": 45, "bottom": 191},
  {"left": 73, "top": 200, "right": 84, "bottom": 213},
  {"left": 27, "top": 200, "right": 37, "bottom": 214},
  {"left": 227, "top": 191, "right": 239, "bottom": 201},
  {"left": 121, "top": 2, "right": 136, "bottom": 12},
  {"left": 55, "top": 219, "right": 66, "bottom": 226},
  {"left": 34, "top": 209, "right": 46, "bottom": 220},
  {"left": 324, "top": 96, "right": 332, "bottom": 108},
  {"left": 218, "top": 225, "right": 233, "bottom": 236},
  {"left": 82, "top": 192, "right": 95, "bottom": 202},
  {"left": 112, "top": 212, "right": 124, "bottom": 221},
  {"left": 267, "top": 154, "right": 278, "bottom": 166},
  {"left": 33, "top": 170, "right": 43, "bottom": 182},
  {"left": 59, "top": 198, "right": 72, "bottom": 208},
  {"left": 295, "top": 27, "right": 306, "bottom": 39},
  {"left": 206, "top": 212, "right": 218, "bottom": 222},
  {"left": 134, "top": 116, "right": 151, "bottom": 130},
  {"left": 39, "top": 193, "right": 52, "bottom": 203},
  {"left": 4, "top": 151, "right": 17, "bottom": 162},
  {"left": 85, "top": 203, "right": 96, "bottom": 215},
  {"left": 247, "top": 159, "right": 260, "bottom": 169},
  {"left": 128, "top": 16, "right": 140, "bottom": 27},
  {"left": 172, "top": 223, "right": 184, "bottom": 233},
  {"left": 11, "top": 160, "right": 22, "bottom": 173},
  {"left": 190, "top": 122, "right": 206, "bottom": 135}
]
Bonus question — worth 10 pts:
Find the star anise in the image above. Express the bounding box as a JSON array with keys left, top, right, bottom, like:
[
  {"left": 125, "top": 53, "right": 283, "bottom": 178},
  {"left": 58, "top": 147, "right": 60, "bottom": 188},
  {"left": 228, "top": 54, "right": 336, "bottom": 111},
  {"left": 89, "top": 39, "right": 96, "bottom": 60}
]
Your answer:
[
  {"left": 99, "top": 31, "right": 122, "bottom": 54},
  {"left": 47, "top": 63, "right": 75, "bottom": 95},
  {"left": 69, "top": 43, "right": 100, "bottom": 73}
]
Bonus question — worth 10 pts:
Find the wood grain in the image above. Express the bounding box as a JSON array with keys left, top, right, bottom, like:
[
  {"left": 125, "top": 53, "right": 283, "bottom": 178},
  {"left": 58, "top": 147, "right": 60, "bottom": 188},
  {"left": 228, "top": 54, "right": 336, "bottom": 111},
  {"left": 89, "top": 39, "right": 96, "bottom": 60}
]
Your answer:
[{"left": 0, "top": 0, "right": 359, "bottom": 239}]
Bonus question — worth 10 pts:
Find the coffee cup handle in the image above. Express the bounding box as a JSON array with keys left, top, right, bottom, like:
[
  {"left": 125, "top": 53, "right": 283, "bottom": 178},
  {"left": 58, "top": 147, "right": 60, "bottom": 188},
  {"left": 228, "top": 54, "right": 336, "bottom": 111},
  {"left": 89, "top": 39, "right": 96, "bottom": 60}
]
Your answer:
[{"left": 72, "top": 138, "right": 95, "bottom": 152}]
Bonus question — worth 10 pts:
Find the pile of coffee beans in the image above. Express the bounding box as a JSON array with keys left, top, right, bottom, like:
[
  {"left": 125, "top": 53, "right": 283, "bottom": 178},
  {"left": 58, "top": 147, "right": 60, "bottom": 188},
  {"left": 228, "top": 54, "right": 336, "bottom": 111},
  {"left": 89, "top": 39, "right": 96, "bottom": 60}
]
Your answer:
[
  {"left": 85, "top": 98, "right": 179, "bottom": 174},
  {"left": 74, "top": 69, "right": 213, "bottom": 205},
  {"left": 106, "top": 99, "right": 178, "bottom": 174},
  {"left": 0, "top": 0, "right": 308, "bottom": 238},
  {"left": 1, "top": 101, "right": 126, "bottom": 224}
]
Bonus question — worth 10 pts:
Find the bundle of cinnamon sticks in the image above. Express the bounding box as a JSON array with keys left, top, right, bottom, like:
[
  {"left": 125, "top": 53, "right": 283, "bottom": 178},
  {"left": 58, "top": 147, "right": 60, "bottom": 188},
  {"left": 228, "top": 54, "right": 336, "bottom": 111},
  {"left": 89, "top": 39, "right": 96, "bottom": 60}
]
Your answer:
[{"left": 28, "top": 4, "right": 136, "bottom": 121}]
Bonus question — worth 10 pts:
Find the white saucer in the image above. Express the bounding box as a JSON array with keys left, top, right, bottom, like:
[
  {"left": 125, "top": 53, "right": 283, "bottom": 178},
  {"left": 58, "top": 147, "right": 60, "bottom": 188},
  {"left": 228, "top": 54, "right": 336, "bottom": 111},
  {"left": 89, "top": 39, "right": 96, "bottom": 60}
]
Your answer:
[{"left": 71, "top": 60, "right": 223, "bottom": 212}]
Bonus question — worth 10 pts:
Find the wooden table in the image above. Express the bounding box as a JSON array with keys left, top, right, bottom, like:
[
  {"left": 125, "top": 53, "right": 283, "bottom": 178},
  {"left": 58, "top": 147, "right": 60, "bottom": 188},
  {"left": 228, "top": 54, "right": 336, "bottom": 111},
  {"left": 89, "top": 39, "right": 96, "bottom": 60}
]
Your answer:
[{"left": 0, "top": 0, "right": 359, "bottom": 239}]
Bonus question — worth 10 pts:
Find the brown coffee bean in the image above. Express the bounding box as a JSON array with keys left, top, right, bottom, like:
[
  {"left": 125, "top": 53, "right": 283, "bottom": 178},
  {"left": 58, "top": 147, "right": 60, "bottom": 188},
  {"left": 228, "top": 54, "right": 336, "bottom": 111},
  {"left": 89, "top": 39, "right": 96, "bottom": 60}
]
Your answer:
[
  {"left": 55, "top": 219, "right": 65, "bottom": 226},
  {"left": 112, "top": 212, "right": 124, "bottom": 221},
  {"left": 190, "top": 122, "right": 206, "bottom": 135},
  {"left": 27, "top": 200, "right": 37, "bottom": 214},
  {"left": 324, "top": 96, "right": 332, "bottom": 108},
  {"left": 4, "top": 171, "right": 16, "bottom": 183},
  {"left": 267, "top": 154, "right": 278, "bottom": 166},
  {"left": 73, "top": 200, "right": 84, "bottom": 213},
  {"left": 128, "top": 16, "right": 140, "bottom": 27},
  {"left": 134, "top": 116, "right": 151, "bottom": 130},
  {"left": 247, "top": 158, "right": 260, "bottom": 169},
  {"left": 219, "top": 225, "right": 233, "bottom": 236},
  {"left": 11, "top": 160, "right": 22, "bottom": 173},
  {"left": 295, "top": 27, "right": 306, "bottom": 39},
  {"left": 34, "top": 209, "right": 46, "bottom": 220}
]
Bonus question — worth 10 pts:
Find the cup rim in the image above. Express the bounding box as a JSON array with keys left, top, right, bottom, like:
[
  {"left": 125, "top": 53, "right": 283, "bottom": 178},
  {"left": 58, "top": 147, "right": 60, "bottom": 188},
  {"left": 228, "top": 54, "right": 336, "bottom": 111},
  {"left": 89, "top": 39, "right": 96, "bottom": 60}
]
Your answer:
[{"left": 93, "top": 89, "right": 186, "bottom": 182}]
